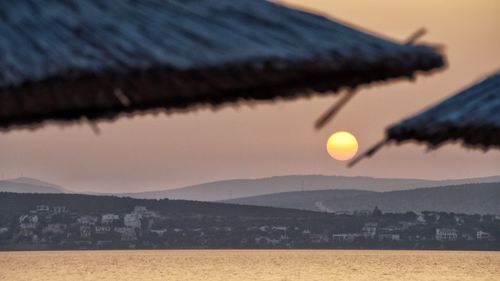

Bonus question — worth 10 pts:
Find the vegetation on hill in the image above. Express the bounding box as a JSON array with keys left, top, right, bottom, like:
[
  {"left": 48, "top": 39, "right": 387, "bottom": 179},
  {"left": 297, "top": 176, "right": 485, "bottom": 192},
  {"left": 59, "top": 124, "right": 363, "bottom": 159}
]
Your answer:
[
  {"left": 0, "top": 192, "right": 328, "bottom": 219},
  {"left": 1, "top": 192, "right": 499, "bottom": 251},
  {"left": 224, "top": 183, "right": 500, "bottom": 214},
  {"left": 0, "top": 177, "right": 67, "bottom": 194}
]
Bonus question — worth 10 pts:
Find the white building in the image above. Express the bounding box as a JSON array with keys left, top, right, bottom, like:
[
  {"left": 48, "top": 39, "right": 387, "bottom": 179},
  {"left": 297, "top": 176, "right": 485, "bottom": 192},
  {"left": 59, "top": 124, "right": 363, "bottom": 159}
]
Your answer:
[
  {"left": 53, "top": 206, "right": 67, "bottom": 214},
  {"left": 80, "top": 226, "right": 92, "bottom": 238},
  {"left": 435, "top": 228, "right": 458, "bottom": 241},
  {"left": 461, "top": 232, "right": 475, "bottom": 241},
  {"left": 151, "top": 229, "right": 167, "bottom": 237},
  {"left": 310, "top": 234, "right": 329, "bottom": 243},
  {"left": 124, "top": 214, "right": 141, "bottom": 229},
  {"left": 416, "top": 214, "right": 426, "bottom": 223},
  {"left": 255, "top": 236, "right": 280, "bottom": 246},
  {"left": 132, "top": 206, "right": 154, "bottom": 218},
  {"left": 361, "top": 222, "right": 378, "bottom": 238},
  {"left": 44, "top": 223, "right": 66, "bottom": 234},
  {"left": 332, "top": 234, "right": 357, "bottom": 243},
  {"left": 259, "top": 226, "right": 270, "bottom": 232},
  {"left": 0, "top": 227, "right": 9, "bottom": 234},
  {"left": 279, "top": 233, "right": 289, "bottom": 241},
  {"left": 133, "top": 206, "right": 147, "bottom": 214},
  {"left": 399, "top": 222, "right": 416, "bottom": 230},
  {"left": 19, "top": 214, "right": 38, "bottom": 229},
  {"left": 77, "top": 215, "right": 98, "bottom": 226},
  {"left": 477, "top": 231, "right": 491, "bottom": 241},
  {"left": 95, "top": 225, "right": 112, "bottom": 234},
  {"left": 272, "top": 226, "right": 287, "bottom": 232},
  {"left": 102, "top": 214, "right": 120, "bottom": 224},
  {"left": 36, "top": 205, "right": 50, "bottom": 212},
  {"left": 378, "top": 233, "right": 400, "bottom": 241},
  {"left": 114, "top": 227, "right": 128, "bottom": 234},
  {"left": 454, "top": 216, "right": 465, "bottom": 225},
  {"left": 120, "top": 227, "right": 137, "bottom": 241}
]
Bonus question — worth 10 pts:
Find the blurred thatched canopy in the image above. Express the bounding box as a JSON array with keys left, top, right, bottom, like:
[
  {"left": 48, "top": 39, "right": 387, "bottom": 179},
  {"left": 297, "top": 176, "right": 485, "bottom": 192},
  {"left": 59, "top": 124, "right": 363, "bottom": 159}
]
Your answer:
[
  {"left": 0, "top": 0, "right": 445, "bottom": 131},
  {"left": 387, "top": 71, "right": 500, "bottom": 149}
]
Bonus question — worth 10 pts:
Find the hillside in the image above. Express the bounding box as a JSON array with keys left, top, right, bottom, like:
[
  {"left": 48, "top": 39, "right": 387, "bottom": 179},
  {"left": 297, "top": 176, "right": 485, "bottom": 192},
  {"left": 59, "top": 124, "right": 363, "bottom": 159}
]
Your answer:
[
  {"left": 222, "top": 189, "right": 375, "bottom": 211},
  {"left": 2, "top": 192, "right": 499, "bottom": 251},
  {"left": 0, "top": 192, "right": 328, "bottom": 219},
  {"left": 2, "top": 175, "right": 500, "bottom": 203},
  {"left": 117, "top": 175, "right": 500, "bottom": 201},
  {"left": 0, "top": 177, "right": 68, "bottom": 194},
  {"left": 223, "top": 182, "right": 500, "bottom": 214}
]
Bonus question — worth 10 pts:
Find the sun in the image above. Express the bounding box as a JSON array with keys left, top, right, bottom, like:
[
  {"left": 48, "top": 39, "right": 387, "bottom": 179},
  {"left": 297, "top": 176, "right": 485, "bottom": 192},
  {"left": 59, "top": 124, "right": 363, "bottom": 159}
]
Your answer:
[{"left": 326, "top": 131, "right": 359, "bottom": 161}]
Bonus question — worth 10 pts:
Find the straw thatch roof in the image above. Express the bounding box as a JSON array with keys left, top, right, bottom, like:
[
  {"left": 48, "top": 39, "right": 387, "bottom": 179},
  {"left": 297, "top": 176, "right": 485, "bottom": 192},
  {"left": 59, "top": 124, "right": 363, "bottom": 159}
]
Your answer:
[
  {"left": 349, "top": 71, "right": 499, "bottom": 167},
  {"left": 387, "top": 71, "right": 500, "bottom": 149},
  {"left": 0, "top": 0, "right": 445, "bottom": 131}
]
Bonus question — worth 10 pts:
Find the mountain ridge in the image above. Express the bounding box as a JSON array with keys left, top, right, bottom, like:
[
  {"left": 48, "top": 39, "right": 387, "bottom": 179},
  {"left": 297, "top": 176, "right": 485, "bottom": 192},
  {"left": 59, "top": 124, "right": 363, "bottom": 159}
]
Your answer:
[
  {"left": 223, "top": 182, "right": 500, "bottom": 214},
  {"left": 115, "top": 174, "right": 500, "bottom": 201},
  {"left": 2, "top": 175, "right": 500, "bottom": 203},
  {"left": 0, "top": 177, "right": 68, "bottom": 194}
]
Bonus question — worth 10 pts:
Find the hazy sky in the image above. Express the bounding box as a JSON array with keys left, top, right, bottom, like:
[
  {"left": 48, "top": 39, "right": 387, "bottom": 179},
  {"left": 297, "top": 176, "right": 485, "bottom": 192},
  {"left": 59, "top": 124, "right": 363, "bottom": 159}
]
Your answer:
[{"left": 0, "top": 0, "right": 499, "bottom": 192}]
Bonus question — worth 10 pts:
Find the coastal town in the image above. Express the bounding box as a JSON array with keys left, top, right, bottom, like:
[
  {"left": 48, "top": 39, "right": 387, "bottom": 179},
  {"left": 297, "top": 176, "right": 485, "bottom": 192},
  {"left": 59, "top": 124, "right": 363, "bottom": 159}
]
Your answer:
[{"left": 1, "top": 201, "right": 499, "bottom": 250}]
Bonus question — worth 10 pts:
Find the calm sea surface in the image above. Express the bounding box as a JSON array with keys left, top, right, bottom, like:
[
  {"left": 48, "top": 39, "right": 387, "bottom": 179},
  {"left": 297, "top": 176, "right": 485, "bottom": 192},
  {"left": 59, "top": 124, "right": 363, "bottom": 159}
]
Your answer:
[{"left": 1, "top": 250, "right": 499, "bottom": 281}]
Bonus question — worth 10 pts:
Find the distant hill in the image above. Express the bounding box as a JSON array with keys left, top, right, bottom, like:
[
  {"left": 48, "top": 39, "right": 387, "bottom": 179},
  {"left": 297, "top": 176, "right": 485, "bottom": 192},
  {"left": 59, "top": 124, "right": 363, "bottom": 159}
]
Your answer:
[
  {"left": 118, "top": 175, "right": 500, "bottom": 201},
  {"left": 0, "top": 177, "right": 68, "bottom": 194},
  {"left": 223, "top": 189, "right": 375, "bottom": 212},
  {"left": 223, "top": 182, "right": 500, "bottom": 214},
  {"left": 2, "top": 175, "right": 500, "bottom": 204}
]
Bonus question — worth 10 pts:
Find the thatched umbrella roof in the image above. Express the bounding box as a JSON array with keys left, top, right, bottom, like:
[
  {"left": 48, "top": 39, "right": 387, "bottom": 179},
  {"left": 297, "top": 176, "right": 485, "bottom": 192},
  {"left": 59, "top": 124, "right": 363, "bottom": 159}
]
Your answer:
[
  {"left": 349, "top": 71, "right": 499, "bottom": 167},
  {"left": 0, "top": 0, "right": 445, "bottom": 131},
  {"left": 387, "top": 71, "right": 500, "bottom": 149}
]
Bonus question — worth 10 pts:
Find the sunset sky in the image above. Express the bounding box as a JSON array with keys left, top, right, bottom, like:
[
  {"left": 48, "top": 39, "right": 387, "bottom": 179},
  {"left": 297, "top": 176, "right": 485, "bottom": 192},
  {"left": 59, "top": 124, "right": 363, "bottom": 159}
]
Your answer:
[{"left": 0, "top": 0, "right": 499, "bottom": 193}]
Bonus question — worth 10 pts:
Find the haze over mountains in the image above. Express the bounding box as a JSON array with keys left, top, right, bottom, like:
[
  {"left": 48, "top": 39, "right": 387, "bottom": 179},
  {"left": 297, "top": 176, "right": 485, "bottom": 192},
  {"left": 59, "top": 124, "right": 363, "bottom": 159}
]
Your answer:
[
  {"left": 1, "top": 175, "right": 499, "bottom": 214},
  {"left": 116, "top": 175, "right": 500, "bottom": 201},
  {"left": 0, "top": 177, "right": 68, "bottom": 194},
  {"left": 223, "top": 182, "right": 500, "bottom": 215},
  {"left": 1, "top": 175, "right": 500, "bottom": 202}
]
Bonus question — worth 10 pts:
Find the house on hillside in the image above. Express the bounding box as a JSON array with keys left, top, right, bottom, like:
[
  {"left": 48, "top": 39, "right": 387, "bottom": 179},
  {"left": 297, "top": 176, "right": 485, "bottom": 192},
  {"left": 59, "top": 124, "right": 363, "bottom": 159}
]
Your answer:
[
  {"left": 132, "top": 206, "right": 155, "bottom": 218},
  {"left": 460, "top": 231, "right": 475, "bottom": 241},
  {"left": 44, "top": 223, "right": 66, "bottom": 234},
  {"left": 0, "top": 227, "right": 9, "bottom": 235},
  {"left": 380, "top": 225, "right": 403, "bottom": 232},
  {"left": 95, "top": 225, "right": 112, "bottom": 234},
  {"left": 101, "top": 214, "right": 120, "bottom": 224},
  {"left": 477, "top": 230, "right": 492, "bottom": 241},
  {"left": 378, "top": 233, "right": 400, "bottom": 241},
  {"left": 272, "top": 226, "right": 287, "bottom": 232},
  {"left": 121, "top": 228, "right": 137, "bottom": 241},
  {"left": 151, "top": 229, "right": 167, "bottom": 237},
  {"left": 19, "top": 214, "right": 38, "bottom": 230},
  {"left": 435, "top": 228, "right": 458, "bottom": 241},
  {"left": 124, "top": 214, "right": 141, "bottom": 229},
  {"left": 36, "top": 205, "right": 50, "bottom": 212},
  {"left": 332, "top": 233, "right": 358, "bottom": 243},
  {"left": 80, "top": 226, "right": 92, "bottom": 238},
  {"left": 310, "top": 233, "right": 330, "bottom": 243},
  {"left": 399, "top": 221, "right": 416, "bottom": 230},
  {"left": 255, "top": 236, "right": 280, "bottom": 246},
  {"left": 416, "top": 214, "right": 426, "bottom": 224},
  {"left": 53, "top": 206, "right": 68, "bottom": 214},
  {"left": 361, "top": 222, "right": 378, "bottom": 238},
  {"left": 77, "top": 215, "right": 98, "bottom": 226}
]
